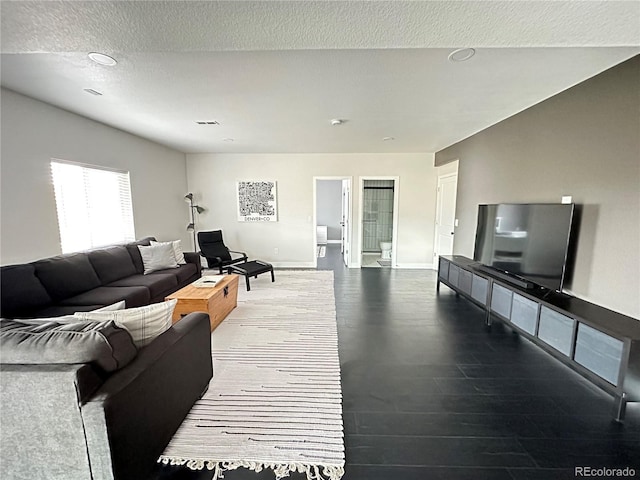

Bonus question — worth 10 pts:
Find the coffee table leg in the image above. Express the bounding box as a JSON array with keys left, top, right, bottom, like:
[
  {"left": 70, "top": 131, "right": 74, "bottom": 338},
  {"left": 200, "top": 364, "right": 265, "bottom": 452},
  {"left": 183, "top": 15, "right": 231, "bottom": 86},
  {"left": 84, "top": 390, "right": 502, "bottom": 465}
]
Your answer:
[
  {"left": 271, "top": 268, "right": 275, "bottom": 282},
  {"left": 245, "top": 275, "right": 251, "bottom": 291}
]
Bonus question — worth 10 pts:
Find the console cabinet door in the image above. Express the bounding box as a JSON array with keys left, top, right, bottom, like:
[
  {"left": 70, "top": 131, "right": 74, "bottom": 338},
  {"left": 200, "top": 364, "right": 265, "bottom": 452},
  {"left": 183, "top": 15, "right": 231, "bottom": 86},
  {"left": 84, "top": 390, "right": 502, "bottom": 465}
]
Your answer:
[
  {"left": 490, "top": 284, "right": 512, "bottom": 319},
  {"left": 538, "top": 306, "right": 575, "bottom": 357},
  {"left": 448, "top": 265, "right": 460, "bottom": 288},
  {"left": 574, "top": 323, "right": 624, "bottom": 386},
  {"left": 459, "top": 269, "right": 473, "bottom": 295},
  {"left": 471, "top": 275, "right": 489, "bottom": 306},
  {"left": 510, "top": 294, "right": 539, "bottom": 335},
  {"left": 438, "top": 258, "right": 449, "bottom": 281}
]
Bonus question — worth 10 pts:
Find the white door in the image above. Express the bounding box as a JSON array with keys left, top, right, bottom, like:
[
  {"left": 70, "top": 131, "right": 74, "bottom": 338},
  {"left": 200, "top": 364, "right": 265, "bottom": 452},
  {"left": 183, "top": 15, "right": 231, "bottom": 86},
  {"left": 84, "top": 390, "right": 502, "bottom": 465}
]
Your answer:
[
  {"left": 341, "top": 179, "right": 351, "bottom": 266},
  {"left": 434, "top": 174, "right": 458, "bottom": 261}
]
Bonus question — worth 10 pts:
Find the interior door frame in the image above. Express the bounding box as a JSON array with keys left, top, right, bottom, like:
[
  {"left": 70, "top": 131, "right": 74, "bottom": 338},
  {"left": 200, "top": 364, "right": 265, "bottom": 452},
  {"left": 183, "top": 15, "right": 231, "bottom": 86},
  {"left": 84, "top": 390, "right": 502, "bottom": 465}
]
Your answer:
[
  {"left": 313, "top": 176, "right": 353, "bottom": 268},
  {"left": 357, "top": 176, "right": 400, "bottom": 268},
  {"left": 433, "top": 172, "right": 458, "bottom": 266}
]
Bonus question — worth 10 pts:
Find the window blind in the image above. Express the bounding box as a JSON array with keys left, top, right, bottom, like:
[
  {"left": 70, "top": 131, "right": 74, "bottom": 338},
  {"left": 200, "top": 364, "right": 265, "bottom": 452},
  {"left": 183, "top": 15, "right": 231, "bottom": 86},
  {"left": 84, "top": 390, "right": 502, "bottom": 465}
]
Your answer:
[{"left": 51, "top": 160, "right": 135, "bottom": 253}]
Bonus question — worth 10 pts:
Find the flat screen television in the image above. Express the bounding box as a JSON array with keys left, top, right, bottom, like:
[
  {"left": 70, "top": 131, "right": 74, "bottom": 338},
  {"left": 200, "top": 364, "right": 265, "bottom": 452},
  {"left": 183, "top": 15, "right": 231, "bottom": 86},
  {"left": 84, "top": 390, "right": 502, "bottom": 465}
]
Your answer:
[{"left": 473, "top": 203, "right": 576, "bottom": 292}]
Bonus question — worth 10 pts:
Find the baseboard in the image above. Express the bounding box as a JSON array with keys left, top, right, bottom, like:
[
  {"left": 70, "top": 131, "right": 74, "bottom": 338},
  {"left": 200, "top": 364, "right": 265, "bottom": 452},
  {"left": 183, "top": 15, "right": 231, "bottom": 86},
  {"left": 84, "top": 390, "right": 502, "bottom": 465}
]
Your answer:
[
  {"left": 394, "top": 263, "right": 434, "bottom": 269},
  {"left": 270, "top": 261, "right": 317, "bottom": 269}
]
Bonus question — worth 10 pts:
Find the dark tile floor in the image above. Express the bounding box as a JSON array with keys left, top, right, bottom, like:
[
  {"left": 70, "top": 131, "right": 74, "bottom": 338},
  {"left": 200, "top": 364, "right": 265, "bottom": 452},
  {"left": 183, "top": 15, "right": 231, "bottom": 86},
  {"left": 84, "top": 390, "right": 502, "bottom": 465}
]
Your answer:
[{"left": 155, "top": 245, "right": 640, "bottom": 479}]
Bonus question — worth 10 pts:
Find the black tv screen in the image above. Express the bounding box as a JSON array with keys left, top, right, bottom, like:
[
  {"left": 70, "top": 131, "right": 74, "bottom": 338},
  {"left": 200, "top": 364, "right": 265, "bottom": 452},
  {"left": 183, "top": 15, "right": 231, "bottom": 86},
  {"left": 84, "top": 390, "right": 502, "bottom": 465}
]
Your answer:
[{"left": 473, "top": 203, "right": 575, "bottom": 291}]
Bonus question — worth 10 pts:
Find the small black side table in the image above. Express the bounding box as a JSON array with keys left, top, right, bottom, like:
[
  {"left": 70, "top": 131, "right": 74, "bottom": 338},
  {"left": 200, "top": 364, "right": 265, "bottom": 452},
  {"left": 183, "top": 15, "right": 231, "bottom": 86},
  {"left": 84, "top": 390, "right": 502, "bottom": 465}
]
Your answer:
[{"left": 227, "top": 260, "right": 275, "bottom": 291}]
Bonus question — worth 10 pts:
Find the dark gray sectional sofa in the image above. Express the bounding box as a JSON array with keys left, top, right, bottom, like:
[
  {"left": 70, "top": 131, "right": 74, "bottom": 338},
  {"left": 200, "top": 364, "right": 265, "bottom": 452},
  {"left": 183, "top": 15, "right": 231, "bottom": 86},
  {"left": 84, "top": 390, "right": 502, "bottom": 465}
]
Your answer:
[
  {"left": 0, "top": 238, "right": 210, "bottom": 480},
  {"left": 1, "top": 312, "right": 213, "bottom": 480},
  {"left": 0, "top": 237, "right": 201, "bottom": 318}
]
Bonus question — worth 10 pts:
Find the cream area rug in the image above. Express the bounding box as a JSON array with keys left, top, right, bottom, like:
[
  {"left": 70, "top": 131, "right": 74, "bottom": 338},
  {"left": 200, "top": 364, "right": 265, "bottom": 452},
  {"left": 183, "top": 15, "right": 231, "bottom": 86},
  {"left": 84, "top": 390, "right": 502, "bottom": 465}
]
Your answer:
[{"left": 159, "top": 270, "right": 345, "bottom": 480}]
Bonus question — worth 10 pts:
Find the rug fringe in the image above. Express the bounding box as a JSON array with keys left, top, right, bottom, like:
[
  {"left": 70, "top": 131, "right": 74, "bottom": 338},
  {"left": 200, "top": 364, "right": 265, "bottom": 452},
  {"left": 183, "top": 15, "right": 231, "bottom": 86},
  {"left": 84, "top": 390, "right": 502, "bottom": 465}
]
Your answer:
[{"left": 158, "top": 456, "right": 345, "bottom": 480}]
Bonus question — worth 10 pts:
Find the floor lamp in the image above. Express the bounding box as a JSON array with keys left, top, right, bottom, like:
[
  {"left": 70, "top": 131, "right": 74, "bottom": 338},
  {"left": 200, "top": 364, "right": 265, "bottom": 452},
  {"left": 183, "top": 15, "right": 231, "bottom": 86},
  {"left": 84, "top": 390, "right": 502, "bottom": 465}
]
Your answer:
[{"left": 185, "top": 193, "right": 205, "bottom": 251}]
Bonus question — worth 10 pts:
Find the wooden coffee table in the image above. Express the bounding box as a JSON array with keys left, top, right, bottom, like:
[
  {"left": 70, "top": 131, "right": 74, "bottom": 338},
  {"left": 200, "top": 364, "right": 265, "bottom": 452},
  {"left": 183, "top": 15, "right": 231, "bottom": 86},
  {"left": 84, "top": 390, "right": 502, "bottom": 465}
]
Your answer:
[{"left": 166, "top": 275, "right": 239, "bottom": 331}]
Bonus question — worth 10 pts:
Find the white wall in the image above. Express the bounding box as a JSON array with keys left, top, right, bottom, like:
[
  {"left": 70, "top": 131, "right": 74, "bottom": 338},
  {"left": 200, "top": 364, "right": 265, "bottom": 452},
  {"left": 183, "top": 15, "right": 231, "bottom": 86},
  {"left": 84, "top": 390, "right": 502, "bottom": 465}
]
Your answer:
[
  {"left": 0, "top": 89, "right": 190, "bottom": 264},
  {"left": 186, "top": 153, "right": 437, "bottom": 268}
]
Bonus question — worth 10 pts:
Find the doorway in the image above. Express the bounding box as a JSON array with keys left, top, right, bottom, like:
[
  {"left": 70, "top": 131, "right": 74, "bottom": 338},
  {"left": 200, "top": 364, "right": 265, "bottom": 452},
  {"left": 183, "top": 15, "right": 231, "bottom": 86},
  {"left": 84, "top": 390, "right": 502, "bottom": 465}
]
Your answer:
[
  {"left": 359, "top": 177, "right": 399, "bottom": 268},
  {"left": 313, "top": 177, "right": 352, "bottom": 268}
]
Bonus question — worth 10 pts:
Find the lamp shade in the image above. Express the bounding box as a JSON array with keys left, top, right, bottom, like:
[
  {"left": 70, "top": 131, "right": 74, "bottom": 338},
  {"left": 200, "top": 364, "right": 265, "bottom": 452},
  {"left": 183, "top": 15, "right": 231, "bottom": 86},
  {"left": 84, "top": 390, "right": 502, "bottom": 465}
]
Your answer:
[
  {"left": 195, "top": 205, "right": 205, "bottom": 214},
  {"left": 186, "top": 223, "right": 195, "bottom": 231},
  {"left": 184, "top": 193, "right": 193, "bottom": 202}
]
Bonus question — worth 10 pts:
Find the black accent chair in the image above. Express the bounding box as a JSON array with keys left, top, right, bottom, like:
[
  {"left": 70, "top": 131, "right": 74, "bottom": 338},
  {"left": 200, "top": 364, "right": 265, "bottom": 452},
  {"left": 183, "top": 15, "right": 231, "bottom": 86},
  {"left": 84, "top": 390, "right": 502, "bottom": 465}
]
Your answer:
[{"left": 198, "top": 230, "right": 248, "bottom": 274}]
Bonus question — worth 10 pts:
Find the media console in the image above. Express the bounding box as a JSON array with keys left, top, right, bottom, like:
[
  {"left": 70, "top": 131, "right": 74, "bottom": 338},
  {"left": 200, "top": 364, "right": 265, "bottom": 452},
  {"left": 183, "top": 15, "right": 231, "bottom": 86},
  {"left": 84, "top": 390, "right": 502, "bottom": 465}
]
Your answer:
[{"left": 437, "top": 255, "right": 640, "bottom": 422}]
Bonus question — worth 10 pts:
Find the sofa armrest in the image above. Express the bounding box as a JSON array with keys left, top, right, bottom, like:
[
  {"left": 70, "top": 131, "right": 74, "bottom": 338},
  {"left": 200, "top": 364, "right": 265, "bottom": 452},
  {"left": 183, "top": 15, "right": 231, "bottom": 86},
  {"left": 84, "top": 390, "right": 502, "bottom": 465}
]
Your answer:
[
  {"left": 0, "top": 363, "right": 104, "bottom": 479},
  {"left": 81, "top": 312, "right": 212, "bottom": 480},
  {"left": 183, "top": 251, "right": 202, "bottom": 271}
]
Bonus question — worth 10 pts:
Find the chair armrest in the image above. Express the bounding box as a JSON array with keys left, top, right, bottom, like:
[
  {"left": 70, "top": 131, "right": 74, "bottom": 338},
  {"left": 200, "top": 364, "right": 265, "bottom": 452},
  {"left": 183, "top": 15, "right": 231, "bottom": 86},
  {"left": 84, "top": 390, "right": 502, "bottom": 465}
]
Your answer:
[
  {"left": 81, "top": 312, "right": 212, "bottom": 480},
  {"left": 183, "top": 251, "right": 202, "bottom": 270},
  {"left": 229, "top": 250, "right": 248, "bottom": 261}
]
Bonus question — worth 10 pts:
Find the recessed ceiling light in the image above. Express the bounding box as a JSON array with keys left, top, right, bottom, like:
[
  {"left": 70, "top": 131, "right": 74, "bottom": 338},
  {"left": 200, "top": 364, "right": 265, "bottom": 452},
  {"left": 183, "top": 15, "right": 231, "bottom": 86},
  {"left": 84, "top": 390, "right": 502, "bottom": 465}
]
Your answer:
[
  {"left": 448, "top": 48, "right": 476, "bottom": 63},
  {"left": 196, "top": 121, "right": 220, "bottom": 125},
  {"left": 88, "top": 52, "right": 117, "bottom": 66},
  {"left": 83, "top": 88, "right": 103, "bottom": 96},
  {"left": 330, "top": 119, "right": 343, "bottom": 126},
  {"left": 223, "top": 138, "right": 234, "bottom": 142},
  {"left": 383, "top": 136, "right": 395, "bottom": 141}
]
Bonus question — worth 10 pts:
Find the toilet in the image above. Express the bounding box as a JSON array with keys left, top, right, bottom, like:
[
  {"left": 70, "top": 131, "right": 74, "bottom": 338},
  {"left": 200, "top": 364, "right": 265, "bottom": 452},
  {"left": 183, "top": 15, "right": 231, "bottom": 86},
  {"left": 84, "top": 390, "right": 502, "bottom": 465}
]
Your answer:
[{"left": 380, "top": 241, "right": 392, "bottom": 260}]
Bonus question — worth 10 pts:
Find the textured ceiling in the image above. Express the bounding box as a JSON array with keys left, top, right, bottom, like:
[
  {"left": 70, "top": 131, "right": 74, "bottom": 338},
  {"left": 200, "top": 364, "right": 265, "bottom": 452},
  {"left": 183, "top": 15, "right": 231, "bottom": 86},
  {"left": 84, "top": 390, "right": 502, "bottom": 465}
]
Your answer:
[{"left": 2, "top": 1, "right": 639, "bottom": 154}]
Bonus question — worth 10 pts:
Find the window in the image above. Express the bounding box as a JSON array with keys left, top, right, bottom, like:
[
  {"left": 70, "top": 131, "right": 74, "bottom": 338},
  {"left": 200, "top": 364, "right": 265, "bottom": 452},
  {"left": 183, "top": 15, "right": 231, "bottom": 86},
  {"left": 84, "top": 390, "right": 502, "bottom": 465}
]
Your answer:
[{"left": 51, "top": 160, "right": 135, "bottom": 253}]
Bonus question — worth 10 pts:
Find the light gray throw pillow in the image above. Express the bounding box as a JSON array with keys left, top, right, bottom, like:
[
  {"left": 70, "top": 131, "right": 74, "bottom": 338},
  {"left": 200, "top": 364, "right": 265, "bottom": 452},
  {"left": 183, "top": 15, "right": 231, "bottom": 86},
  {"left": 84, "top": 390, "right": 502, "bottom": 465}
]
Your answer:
[
  {"left": 74, "top": 299, "right": 177, "bottom": 347},
  {"left": 138, "top": 243, "right": 179, "bottom": 274},
  {"left": 151, "top": 240, "right": 187, "bottom": 265}
]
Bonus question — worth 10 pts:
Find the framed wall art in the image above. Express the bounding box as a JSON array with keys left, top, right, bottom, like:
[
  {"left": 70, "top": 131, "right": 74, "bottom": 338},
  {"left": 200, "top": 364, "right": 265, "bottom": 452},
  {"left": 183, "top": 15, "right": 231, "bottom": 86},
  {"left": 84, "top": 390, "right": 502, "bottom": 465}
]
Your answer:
[{"left": 237, "top": 180, "right": 278, "bottom": 222}]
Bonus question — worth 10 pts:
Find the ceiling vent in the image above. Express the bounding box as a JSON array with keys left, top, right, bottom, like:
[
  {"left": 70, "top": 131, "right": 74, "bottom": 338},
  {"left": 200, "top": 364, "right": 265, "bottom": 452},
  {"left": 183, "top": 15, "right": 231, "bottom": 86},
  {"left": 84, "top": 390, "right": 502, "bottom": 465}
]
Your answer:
[{"left": 196, "top": 121, "right": 220, "bottom": 125}]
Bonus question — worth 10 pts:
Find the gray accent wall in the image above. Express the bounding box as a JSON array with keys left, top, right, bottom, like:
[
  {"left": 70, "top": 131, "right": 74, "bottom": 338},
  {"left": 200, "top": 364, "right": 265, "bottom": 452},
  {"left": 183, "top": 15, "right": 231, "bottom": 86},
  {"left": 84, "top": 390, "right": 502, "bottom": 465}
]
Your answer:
[
  {"left": 435, "top": 56, "right": 639, "bottom": 319},
  {"left": 316, "top": 180, "right": 343, "bottom": 241}
]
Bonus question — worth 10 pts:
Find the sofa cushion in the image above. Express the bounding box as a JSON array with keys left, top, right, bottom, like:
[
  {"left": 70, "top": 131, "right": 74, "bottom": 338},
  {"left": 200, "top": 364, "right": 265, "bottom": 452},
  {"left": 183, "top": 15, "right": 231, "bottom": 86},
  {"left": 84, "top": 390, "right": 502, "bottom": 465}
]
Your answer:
[
  {"left": 0, "top": 264, "right": 53, "bottom": 318},
  {"left": 74, "top": 299, "right": 178, "bottom": 347},
  {"left": 59, "top": 286, "right": 150, "bottom": 308},
  {"left": 88, "top": 246, "right": 137, "bottom": 284},
  {"left": 31, "top": 305, "right": 105, "bottom": 318},
  {"left": 107, "top": 274, "right": 178, "bottom": 298},
  {"left": 126, "top": 237, "right": 156, "bottom": 274},
  {"left": 92, "top": 301, "right": 127, "bottom": 312},
  {"left": 33, "top": 254, "right": 101, "bottom": 301},
  {"left": 154, "top": 263, "right": 199, "bottom": 285},
  {"left": 0, "top": 318, "right": 137, "bottom": 372}
]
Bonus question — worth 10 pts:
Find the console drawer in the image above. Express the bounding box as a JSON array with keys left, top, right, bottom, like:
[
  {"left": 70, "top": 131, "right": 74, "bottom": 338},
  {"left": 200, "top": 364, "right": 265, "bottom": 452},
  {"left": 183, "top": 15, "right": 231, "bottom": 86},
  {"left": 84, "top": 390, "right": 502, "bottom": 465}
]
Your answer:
[
  {"left": 574, "top": 323, "right": 624, "bottom": 386},
  {"left": 490, "top": 283, "right": 512, "bottom": 319},
  {"left": 511, "top": 293, "right": 539, "bottom": 335},
  {"left": 471, "top": 274, "right": 489, "bottom": 306},
  {"left": 538, "top": 306, "right": 575, "bottom": 357},
  {"left": 438, "top": 258, "right": 449, "bottom": 281},
  {"left": 448, "top": 264, "right": 460, "bottom": 288},
  {"left": 459, "top": 269, "right": 473, "bottom": 295}
]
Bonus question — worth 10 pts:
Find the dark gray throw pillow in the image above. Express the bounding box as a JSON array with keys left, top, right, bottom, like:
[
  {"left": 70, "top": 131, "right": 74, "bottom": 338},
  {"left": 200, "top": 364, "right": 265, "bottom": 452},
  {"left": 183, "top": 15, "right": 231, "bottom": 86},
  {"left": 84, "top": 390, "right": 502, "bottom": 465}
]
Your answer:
[{"left": 0, "top": 318, "right": 137, "bottom": 372}]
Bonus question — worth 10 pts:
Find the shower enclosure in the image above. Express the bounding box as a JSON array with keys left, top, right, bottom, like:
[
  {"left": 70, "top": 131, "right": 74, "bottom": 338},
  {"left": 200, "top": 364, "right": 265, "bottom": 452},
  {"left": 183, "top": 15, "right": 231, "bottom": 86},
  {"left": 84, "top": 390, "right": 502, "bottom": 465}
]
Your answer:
[{"left": 362, "top": 179, "right": 394, "bottom": 254}]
